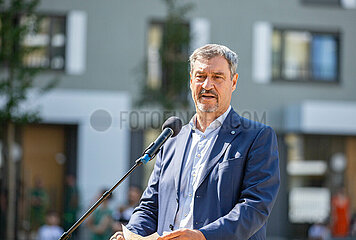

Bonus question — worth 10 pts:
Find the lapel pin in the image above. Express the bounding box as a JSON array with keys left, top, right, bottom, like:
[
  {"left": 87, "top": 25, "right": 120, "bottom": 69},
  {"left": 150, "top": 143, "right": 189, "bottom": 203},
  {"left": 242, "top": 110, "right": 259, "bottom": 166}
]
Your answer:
[{"left": 231, "top": 130, "right": 236, "bottom": 135}]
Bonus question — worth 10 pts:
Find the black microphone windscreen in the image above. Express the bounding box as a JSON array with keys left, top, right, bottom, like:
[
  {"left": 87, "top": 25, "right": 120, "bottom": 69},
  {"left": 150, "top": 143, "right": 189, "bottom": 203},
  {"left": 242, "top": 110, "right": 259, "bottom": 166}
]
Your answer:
[{"left": 162, "top": 116, "right": 182, "bottom": 137}]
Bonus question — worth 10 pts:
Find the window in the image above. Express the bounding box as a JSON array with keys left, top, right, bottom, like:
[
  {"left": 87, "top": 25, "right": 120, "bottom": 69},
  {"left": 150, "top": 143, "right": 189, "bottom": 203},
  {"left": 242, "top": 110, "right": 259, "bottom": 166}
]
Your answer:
[
  {"left": 147, "top": 22, "right": 163, "bottom": 90},
  {"left": 144, "top": 20, "right": 190, "bottom": 108},
  {"left": 272, "top": 28, "right": 340, "bottom": 83},
  {"left": 22, "top": 15, "right": 66, "bottom": 70},
  {"left": 147, "top": 20, "right": 190, "bottom": 91}
]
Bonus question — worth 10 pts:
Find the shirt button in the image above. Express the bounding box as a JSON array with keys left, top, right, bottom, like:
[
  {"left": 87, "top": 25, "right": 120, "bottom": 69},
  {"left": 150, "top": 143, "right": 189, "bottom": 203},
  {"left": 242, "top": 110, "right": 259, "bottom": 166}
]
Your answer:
[
  {"left": 184, "top": 213, "right": 188, "bottom": 217},
  {"left": 189, "top": 194, "right": 192, "bottom": 197},
  {"left": 197, "top": 153, "right": 201, "bottom": 158}
]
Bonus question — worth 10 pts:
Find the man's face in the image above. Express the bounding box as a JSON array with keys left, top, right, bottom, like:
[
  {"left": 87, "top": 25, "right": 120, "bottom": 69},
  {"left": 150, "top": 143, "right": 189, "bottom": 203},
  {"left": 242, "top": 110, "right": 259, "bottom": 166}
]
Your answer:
[{"left": 190, "top": 56, "right": 238, "bottom": 116}]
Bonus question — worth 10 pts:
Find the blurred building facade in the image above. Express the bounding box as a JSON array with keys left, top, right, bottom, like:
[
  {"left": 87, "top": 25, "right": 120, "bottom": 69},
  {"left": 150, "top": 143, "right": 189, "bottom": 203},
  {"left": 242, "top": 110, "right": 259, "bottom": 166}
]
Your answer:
[{"left": 1, "top": 0, "right": 356, "bottom": 239}]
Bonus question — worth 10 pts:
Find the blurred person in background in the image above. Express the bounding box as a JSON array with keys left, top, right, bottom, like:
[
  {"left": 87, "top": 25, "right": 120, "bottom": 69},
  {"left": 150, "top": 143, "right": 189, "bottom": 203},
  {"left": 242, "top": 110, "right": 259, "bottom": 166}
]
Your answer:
[
  {"left": 37, "top": 210, "right": 64, "bottom": 240},
  {"left": 308, "top": 220, "right": 331, "bottom": 240},
  {"left": 87, "top": 189, "right": 113, "bottom": 240},
  {"left": 63, "top": 175, "right": 80, "bottom": 232},
  {"left": 112, "top": 185, "right": 142, "bottom": 231},
  {"left": 30, "top": 176, "right": 49, "bottom": 232},
  {"left": 350, "top": 212, "right": 356, "bottom": 237},
  {"left": 331, "top": 187, "right": 350, "bottom": 237}
]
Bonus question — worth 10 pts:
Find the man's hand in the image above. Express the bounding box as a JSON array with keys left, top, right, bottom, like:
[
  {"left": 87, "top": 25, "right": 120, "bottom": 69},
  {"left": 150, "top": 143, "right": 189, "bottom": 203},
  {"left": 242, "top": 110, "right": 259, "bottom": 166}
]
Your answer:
[
  {"left": 157, "top": 228, "right": 206, "bottom": 240},
  {"left": 110, "top": 231, "right": 125, "bottom": 240}
]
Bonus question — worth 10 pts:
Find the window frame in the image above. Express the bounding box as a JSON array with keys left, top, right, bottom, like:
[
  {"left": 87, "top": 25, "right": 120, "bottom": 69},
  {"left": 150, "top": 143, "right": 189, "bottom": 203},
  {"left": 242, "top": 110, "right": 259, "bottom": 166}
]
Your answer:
[
  {"left": 21, "top": 13, "right": 67, "bottom": 72},
  {"left": 272, "top": 26, "right": 341, "bottom": 84}
]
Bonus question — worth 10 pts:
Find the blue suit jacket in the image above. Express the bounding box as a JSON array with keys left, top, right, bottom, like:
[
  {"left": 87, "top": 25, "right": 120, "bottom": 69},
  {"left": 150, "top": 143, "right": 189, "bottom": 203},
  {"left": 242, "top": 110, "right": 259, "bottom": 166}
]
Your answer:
[{"left": 127, "top": 109, "right": 280, "bottom": 240}]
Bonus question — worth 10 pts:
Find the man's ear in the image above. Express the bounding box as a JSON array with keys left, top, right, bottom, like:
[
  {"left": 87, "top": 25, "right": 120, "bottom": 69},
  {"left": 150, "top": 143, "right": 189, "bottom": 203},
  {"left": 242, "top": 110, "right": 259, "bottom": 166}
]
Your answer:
[
  {"left": 189, "top": 72, "right": 193, "bottom": 92},
  {"left": 232, "top": 73, "right": 238, "bottom": 91}
]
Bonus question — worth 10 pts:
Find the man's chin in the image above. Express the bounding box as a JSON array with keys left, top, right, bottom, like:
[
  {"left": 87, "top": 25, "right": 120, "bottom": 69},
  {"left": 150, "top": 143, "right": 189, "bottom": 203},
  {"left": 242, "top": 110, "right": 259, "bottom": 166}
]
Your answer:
[{"left": 197, "top": 102, "right": 218, "bottom": 113}]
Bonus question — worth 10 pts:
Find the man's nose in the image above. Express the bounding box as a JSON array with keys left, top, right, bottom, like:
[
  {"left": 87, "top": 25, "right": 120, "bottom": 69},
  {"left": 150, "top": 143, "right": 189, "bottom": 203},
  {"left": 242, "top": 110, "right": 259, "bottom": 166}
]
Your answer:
[{"left": 202, "top": 76, "right": 214, "bottom": 90}]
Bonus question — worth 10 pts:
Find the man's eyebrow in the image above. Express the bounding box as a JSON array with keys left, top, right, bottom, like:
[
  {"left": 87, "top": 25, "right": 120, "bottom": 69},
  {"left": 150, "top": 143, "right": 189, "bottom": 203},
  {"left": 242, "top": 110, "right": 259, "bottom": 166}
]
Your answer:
[
  {"left": 195, "top": 71, "right": 206, "bottom": 75},
  {"left": 212, "top": 72, "right": 226, "bottom": 76},
  {"left": 195, "top": 71, "right": 225, "bottom": 75}
]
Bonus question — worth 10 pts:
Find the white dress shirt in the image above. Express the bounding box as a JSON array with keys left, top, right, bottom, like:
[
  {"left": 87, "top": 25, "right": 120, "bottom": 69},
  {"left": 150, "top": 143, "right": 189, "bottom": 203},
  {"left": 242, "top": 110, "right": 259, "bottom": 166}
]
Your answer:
[{"left": 174, "top": 106, "right": 231, "bottom": 229}]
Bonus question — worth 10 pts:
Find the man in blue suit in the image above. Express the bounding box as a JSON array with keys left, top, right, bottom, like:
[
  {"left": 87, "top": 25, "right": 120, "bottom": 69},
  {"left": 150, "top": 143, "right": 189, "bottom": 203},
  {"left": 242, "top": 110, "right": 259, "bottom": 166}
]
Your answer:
[{"left": 111, "top": 44, "right": 280, "bottom": 240}]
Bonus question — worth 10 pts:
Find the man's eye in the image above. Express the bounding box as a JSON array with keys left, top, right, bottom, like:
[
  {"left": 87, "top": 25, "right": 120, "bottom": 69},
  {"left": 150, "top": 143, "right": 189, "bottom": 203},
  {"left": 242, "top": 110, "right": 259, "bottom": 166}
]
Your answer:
[{"left": 196, "top": 75, "right": 205, "bottom": 80}]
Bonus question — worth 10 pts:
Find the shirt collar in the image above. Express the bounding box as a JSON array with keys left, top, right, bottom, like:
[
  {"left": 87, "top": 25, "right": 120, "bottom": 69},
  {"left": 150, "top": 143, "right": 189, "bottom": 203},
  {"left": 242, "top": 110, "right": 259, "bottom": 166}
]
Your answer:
[{"left": 189, "top": 105, "right": 231, "bottom": 134}]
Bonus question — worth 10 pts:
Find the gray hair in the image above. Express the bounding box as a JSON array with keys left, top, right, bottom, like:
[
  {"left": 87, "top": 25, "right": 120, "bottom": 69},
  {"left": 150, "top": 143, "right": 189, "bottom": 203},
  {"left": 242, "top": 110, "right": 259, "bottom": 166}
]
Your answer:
[{"left": 189, "top": 44, "right": 238, "bottom": 79}]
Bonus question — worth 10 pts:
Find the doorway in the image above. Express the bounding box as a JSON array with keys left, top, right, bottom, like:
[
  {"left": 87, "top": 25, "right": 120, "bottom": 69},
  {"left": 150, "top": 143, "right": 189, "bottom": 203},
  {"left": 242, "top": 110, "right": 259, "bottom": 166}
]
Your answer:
[{"left": 18, "top": 124, "right": 77, "bottom": 238}]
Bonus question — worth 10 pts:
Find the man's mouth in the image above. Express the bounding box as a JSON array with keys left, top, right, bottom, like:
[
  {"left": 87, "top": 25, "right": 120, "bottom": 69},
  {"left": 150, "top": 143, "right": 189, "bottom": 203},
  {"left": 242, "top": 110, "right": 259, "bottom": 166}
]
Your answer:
[
  {"left": 200, "top": 94, "right": 216, "bottom": 100},
  {"left": 199, "top": 89, "right": 218, "bottom": 99}
]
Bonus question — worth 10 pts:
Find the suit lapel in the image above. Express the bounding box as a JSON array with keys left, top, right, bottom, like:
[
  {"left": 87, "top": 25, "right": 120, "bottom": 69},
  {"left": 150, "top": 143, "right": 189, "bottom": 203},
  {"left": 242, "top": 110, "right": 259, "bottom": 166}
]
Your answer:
[{"left": 197, "top": 109, "right": 241, "bottom": 188}]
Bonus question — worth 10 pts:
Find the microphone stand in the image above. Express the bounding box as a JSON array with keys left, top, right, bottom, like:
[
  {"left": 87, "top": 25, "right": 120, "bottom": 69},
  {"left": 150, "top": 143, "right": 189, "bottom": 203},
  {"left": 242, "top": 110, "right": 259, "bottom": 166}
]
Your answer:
[
  {"left": 59, "top": 158, "right": 144, "bottom": 240},
  {"left": 59, "top": 124, "right": 176, "bottom": 239}
]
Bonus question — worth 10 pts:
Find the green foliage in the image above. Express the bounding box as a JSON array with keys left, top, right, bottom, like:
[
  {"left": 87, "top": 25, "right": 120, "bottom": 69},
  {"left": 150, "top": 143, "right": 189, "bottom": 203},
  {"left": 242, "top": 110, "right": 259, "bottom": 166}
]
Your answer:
[
  {"left": 0, "top": 0, "right": 51, "bottom": 124},
  {"left": 139, "top": 0, "right": 194, "bottom": 110}
]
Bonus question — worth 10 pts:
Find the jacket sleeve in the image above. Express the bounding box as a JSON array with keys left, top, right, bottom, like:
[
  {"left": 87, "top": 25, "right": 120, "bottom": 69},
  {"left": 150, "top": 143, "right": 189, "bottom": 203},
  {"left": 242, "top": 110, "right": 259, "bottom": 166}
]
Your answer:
[
  {"left": 199, "top": 126, "right": 280, "bottom": 240},
  {"left": 125, "top": 149, "right": 163, "bottom": 236}
]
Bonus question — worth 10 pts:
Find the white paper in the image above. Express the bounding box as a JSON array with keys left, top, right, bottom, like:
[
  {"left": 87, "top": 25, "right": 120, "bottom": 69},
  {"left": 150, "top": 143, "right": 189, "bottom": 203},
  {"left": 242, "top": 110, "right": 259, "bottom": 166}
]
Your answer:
[{"left": 122, "top": 225, "right": 160, "bottom": 240}]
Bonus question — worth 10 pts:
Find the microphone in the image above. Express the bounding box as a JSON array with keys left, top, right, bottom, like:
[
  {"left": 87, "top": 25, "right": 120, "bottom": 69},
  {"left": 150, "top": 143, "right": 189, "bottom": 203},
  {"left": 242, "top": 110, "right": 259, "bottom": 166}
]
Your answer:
[{"left": 140, "top": 116, "right": 182, "bottom": 164}]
